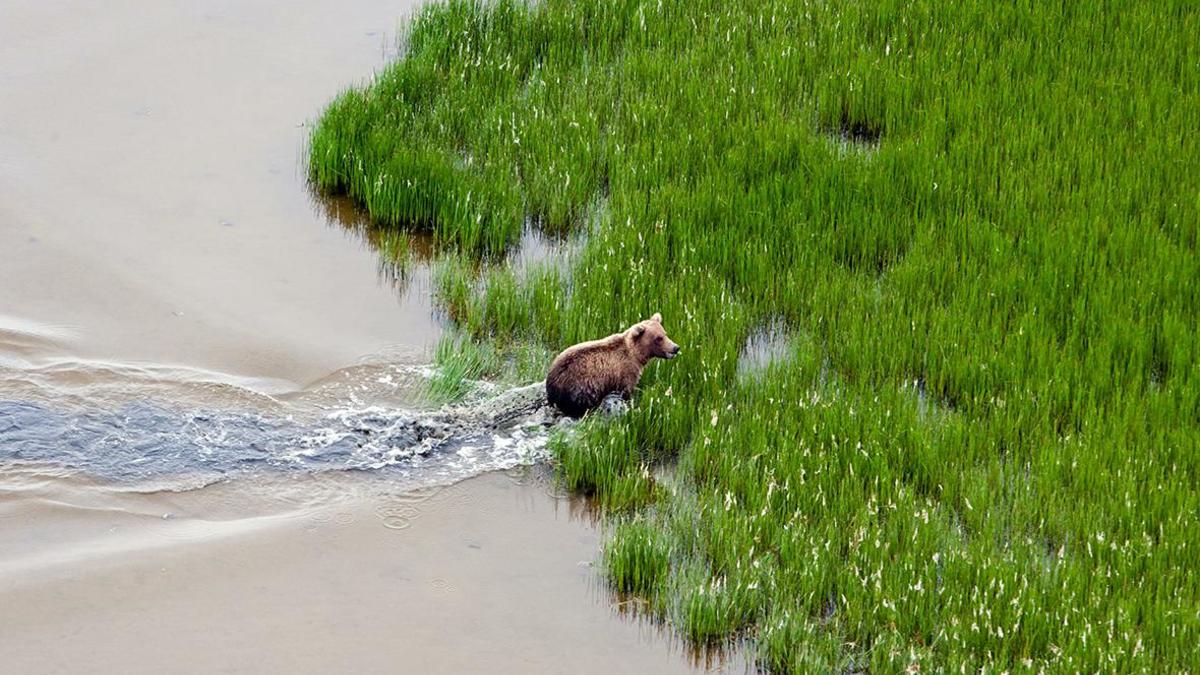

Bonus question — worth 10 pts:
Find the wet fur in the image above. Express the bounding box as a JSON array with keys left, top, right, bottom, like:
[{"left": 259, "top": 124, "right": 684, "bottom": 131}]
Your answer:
[{"left": 545, "top": 315, "right": 679, "bottom": 417}]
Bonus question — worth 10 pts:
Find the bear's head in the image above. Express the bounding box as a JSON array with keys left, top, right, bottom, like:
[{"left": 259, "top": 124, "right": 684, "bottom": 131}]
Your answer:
[{"left": 627, "top": 312, "right": 681, "bottom": 363}]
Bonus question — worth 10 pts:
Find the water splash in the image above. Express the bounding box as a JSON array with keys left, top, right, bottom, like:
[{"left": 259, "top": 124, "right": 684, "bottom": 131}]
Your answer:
[{"left": 0, "top": 381, "right": 559, "bottom": 490}]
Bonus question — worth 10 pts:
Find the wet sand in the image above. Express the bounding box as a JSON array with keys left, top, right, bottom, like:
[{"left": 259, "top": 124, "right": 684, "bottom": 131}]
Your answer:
[
  {"left": 0, "top": 1, "right": 740, "bottom": 672},
  {"left": 0, "top": 470, "right": 728, "bottom": 674}
]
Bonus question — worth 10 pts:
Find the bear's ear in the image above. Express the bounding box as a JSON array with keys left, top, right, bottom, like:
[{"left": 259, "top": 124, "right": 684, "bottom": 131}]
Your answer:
[
  {"left": 631, "top": 324, "right": 646, "bottom": 340},
  {"left": 650, "top": 312, "right": 662, "bottom": 324}
]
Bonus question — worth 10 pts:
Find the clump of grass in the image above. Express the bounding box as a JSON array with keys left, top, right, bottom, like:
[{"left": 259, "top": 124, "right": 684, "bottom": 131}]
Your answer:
[
  {"left": 313, "top": 0, "right": 1200, "bottom": 670},
  {"left": 426, "top": 326, "right": 556, "bottom": 404},
  {"left": 425, "top": 331, "right": 500, "bottom": 403},
  {"left": 551, "top": 425, "right": 658, "bottom": 512},
  {"left": 669, "top": 562, "right": 766, "bottom": 646},
  {"left": 758, "top": 609, "right": 857, "bottom": 674},
  {"left": 604, "top": 518, "right": 671, "bottom": 597}
]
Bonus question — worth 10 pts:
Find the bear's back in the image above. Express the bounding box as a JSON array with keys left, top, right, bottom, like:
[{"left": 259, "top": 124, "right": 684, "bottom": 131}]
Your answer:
[{"left": 546, "top": 334, "right": 639, "bottom": 417}]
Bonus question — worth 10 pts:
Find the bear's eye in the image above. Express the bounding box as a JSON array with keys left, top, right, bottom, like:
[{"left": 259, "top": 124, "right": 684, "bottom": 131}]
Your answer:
[{"left": 655, "top": 336, "right": 663, "bottom": 343}]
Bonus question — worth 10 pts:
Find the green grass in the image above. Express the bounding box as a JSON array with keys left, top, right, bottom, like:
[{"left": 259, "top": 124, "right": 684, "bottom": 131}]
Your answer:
[
  {"left": 425, "top": 329, "right": 499, "bottom": 403},
  {"left": 310, "top": 0, "right": 1200, "bottom": 670},
  {"left": 425, "top": 326, "right": 553, "bottom": 403},
  {"left": 604, "top": 517, "right": 670, "bottom": 596}
]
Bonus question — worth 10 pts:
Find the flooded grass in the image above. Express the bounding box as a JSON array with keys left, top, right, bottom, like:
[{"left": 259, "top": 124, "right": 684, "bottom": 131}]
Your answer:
[
  {"left": 310, "top": 0, "right": 1200, "bottom": 670},
  {"left": 315, "top": 191, "right": 438, "bottom": 278},
  {"left": 736, "top": 318, "right": 793, "bottom": 381},
  {"left": 426, "top": 327, "right": 553, "bottom": 405}
]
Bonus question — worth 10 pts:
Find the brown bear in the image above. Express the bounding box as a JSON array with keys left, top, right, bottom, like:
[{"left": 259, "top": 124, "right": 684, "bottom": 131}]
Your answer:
[{"left": 545, "top": 312, "right": 681, "bottom": 417}]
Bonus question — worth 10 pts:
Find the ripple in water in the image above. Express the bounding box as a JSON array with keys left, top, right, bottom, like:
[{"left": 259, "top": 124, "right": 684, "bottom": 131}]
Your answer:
[{"left": 0, "top": 381, "right": 559, "bottom": 490}]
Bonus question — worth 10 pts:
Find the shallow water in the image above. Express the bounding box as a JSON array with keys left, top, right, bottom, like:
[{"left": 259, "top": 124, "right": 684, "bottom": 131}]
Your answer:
[
  {"left": 736, "top": 318, "right": 792, "bottom": 377},
  {"left": 0, "top": 360, "right": 555, "bottom": 491},
  {"left": 0, "top": 0, "right": 439, "bottom": 388},
  {"left": 0, "top": 468, "right": 751, "bottom": 675}
]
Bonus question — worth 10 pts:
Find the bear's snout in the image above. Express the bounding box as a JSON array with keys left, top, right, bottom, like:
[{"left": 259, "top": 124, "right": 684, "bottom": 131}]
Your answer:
[{"left": 666, "top": 344, "right": 681, "bottom": 359}]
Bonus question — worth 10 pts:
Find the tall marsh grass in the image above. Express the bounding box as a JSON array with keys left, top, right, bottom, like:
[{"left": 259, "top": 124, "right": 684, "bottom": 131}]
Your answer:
[{"left": 311, "top": 0, "right": 1200, "bottom": 669}]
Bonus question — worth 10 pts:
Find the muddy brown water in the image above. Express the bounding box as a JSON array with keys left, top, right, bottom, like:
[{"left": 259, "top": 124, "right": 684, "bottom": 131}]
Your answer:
[
  {"left": 0, "top": 2, "right": 747, "bottom": 672},
  {"left": 0, "top": 0, "right": 436, "bottom": 388},
  {"left": 0, "top": 469, "right": 751, "bottom": 674}
]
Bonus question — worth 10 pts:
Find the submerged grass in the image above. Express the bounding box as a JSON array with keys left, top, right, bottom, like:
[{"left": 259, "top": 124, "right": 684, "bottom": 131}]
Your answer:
[
  {"left": 426, "top": 326, "right": 553, "bottom": 403},
  {"left": 311, "top": 0, "right": 1200, "bottom": 670}
]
